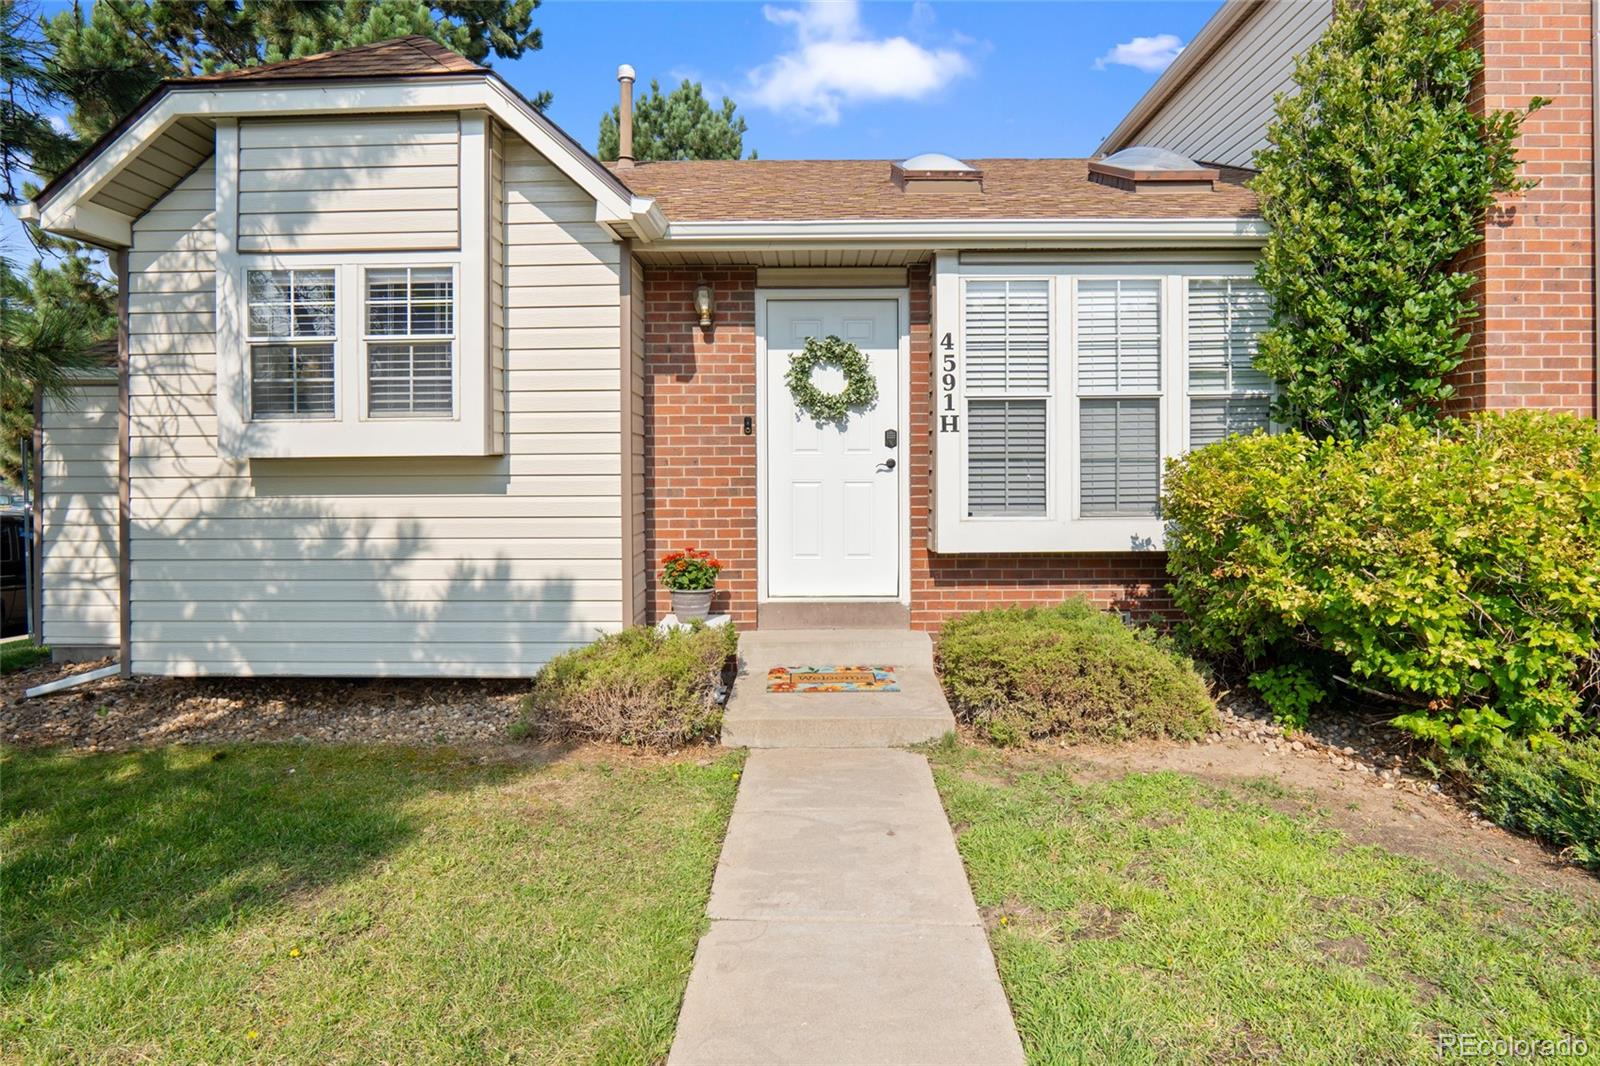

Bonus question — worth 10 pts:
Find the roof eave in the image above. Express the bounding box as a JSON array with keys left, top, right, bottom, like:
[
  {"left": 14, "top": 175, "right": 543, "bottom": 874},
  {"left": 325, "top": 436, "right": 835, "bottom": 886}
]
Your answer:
[{"left": 657, "top": 217, "right": 1268, "bottom": 249}]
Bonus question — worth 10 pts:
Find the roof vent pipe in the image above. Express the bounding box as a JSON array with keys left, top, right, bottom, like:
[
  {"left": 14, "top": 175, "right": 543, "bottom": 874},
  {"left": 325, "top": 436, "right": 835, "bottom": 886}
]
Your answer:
[{"left": 616, "top": 64, "right": 636, "bottom": 167}]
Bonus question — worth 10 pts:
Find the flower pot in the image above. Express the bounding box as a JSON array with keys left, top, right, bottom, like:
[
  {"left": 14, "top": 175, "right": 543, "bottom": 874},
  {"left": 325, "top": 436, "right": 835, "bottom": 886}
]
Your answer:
[{"left": 671, "top": 588, "right": 714, "bottom": 622}]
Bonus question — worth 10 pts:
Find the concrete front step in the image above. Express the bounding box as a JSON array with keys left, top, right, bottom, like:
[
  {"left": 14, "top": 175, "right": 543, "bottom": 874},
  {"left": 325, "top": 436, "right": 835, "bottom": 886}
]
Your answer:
[{"left": 719, "top": 628, "right": 956, "bottom": 749}]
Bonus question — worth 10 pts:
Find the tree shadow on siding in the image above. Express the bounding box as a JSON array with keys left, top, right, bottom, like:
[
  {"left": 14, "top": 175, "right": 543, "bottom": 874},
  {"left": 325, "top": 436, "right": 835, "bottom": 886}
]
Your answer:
[{"left": 133, "top": 471, "right": 613, "bottom": 674}]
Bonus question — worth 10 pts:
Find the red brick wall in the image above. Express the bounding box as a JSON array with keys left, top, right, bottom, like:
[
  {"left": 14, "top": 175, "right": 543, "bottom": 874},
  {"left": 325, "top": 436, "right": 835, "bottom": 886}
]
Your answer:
[
  {"left": 642, "top": 268, "right": 758, "bottom": 626},
  {"left": 640, "top": 262, "right": 1170, "bottom": 631},
  {"left": 903, "top": 263, "right": 1173, "bottom": 632},
  {"left": 1454, "top": 0, "right": 1596, "bottom": 414}
]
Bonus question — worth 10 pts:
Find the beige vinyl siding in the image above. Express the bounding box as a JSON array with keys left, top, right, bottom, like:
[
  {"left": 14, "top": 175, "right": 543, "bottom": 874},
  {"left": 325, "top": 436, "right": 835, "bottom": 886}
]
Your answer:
[
  {"left": 39, "top": 381, "right": 120, "bottom": 649},
  {"left": 236, "top": 114, "right": 460, "bottom": 253},
  {"left": 121, "top": 132, "right": 626, "bottom": 677},
  {"left": 1131, "top": 0, "right": 1330, "bottom": 169},
  {"left": 628, "top": 254, "right": 647, "bottom": 624}
]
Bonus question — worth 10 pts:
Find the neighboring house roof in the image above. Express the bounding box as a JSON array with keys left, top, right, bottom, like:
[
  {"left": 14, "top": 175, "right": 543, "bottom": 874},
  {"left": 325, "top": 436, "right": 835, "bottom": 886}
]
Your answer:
[{"left": 610, "top": 158, "right": 1259, "bottom": 221}]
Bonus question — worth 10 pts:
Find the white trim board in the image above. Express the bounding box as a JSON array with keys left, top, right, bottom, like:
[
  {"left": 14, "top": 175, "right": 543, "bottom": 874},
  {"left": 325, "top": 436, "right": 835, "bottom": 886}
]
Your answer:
[{"left": 755, "top": 287, "right": 912, "bottom": 606}]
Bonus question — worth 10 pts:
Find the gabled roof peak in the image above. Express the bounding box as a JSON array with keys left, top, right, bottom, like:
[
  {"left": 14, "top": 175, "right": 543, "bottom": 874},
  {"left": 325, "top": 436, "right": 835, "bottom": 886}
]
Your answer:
[{"left": 181, "top": 35, "right": 483, "bottom": 83}]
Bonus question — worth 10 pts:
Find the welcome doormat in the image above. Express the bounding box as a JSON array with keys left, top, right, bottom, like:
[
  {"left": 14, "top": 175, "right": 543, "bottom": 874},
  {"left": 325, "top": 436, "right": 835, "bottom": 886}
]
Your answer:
[{"left": 766, "top": 666, "right": 899, "bottom": 693}]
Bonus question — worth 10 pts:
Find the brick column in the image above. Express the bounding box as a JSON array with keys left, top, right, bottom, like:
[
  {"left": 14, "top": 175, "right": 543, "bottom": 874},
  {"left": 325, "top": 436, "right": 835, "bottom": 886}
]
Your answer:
[
  {"left": 1454, "top": 0, "right": 1596, "bottom": 414},
  {"left": 642, "top": 268, "right": 759, "bottom": 626}
]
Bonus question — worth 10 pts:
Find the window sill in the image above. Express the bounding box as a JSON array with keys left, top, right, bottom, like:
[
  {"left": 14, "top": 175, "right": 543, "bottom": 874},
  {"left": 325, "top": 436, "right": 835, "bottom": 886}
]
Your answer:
[
  {"left": 220, "top": 415, "right": 498, "bottom": 459},
  {"left": 931, "top": 514, "right": 1166, "bottom": 554}
]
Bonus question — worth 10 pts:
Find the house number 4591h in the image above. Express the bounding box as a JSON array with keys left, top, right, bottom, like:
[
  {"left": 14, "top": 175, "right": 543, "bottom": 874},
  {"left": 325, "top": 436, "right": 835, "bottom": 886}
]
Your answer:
[{"left": 938, "top": 332, "right": 959, "bottom": 433}]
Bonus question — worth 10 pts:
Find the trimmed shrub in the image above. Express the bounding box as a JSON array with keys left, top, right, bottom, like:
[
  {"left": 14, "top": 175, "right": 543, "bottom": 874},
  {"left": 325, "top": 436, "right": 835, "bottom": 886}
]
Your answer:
[
  {"left": 519, "top": 624, "right": 738, "bottom": 749},
  {"left": 1476, "top": 738, "right": 1600, "bottom": 872},
  {"left": 1164, "top": 412, "right": 1600, "bottom": 748},
  {"left": 937, "top": 599, "right": 1217, "bottom": 746}
]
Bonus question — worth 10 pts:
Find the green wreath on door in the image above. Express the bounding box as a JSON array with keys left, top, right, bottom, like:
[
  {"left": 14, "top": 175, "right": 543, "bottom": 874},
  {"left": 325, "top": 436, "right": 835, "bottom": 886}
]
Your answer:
[{"left": 785, "top": 335, "right": 878, "bottom": 422}]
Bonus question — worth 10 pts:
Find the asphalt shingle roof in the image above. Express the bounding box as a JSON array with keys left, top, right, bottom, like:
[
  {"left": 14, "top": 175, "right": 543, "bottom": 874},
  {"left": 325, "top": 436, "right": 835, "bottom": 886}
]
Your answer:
[
  {"left": 611, "top": 158, "right": 1260, "bottom": 221},
  {"left": 181, "top": 36, "right": 483, "bottom": 82}
]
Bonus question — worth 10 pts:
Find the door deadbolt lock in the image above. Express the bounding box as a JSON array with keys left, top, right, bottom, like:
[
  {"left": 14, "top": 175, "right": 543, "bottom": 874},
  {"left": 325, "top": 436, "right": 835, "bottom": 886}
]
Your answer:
[{"left": 884, "top": 428, "right": 898, "bottom": 448}]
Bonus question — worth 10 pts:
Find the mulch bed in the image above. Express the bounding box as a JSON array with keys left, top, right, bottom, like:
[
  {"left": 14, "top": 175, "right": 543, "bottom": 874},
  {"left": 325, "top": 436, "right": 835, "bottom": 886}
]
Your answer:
[{"left": 2, "top": 657, "right": 526, "bottom": 751}]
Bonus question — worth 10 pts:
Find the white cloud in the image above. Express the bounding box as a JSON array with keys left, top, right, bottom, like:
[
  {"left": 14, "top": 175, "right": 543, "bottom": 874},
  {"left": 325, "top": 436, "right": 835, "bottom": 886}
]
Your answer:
[
  {"left": 48, "top": 114, "right": 71, "bottom": 134},
  {"left": 1094, "top": 33, "right": 1185, "bottom": 74},
  {"left": 745, "top": 0, "right": 972, "bottom": 124}
]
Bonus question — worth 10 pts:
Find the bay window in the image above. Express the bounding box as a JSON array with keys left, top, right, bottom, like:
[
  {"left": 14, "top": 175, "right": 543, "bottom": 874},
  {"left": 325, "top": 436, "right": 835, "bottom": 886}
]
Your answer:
[
  {"left": 221, "top": 256, "right": 489, "bottom": 459},
  {"left": 936, "top": 257, "right": 1272, "bottom": 553}
]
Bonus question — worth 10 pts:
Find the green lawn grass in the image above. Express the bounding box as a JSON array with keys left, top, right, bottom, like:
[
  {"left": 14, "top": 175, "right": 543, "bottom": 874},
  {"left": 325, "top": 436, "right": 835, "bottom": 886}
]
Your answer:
[
  {"left": 930, "top": 742, "right": 1600, "bottom": 1065},
  {"left": 2, "top": 744, "right": 743, "bottom": 1064},
  {"left": 1, "top": 641, "right": 51, "bottom": 674}
]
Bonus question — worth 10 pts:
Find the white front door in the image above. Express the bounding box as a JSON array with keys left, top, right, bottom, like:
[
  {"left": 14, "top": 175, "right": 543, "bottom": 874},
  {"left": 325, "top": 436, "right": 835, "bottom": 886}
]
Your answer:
[{"left": 765, "top": 298, "right": 901, "bottom": 598}]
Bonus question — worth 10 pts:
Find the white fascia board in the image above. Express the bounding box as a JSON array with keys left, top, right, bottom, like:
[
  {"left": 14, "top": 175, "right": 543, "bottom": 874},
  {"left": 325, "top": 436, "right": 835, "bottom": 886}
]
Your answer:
[
  {"left": 35, "top": 76, "right": 643, "bottom": 244},
  {"left": 34, "top": 200, "right": 133, "bottom": 248},
  {"left": 658, "top": 217, "right": 1268, "bottom": 249}
]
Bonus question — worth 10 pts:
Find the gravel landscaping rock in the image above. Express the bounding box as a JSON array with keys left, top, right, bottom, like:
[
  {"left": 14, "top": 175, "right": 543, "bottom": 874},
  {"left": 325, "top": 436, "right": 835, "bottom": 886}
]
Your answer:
[{"left": 2, "top": 657, "right": 525, "bottom": 751}]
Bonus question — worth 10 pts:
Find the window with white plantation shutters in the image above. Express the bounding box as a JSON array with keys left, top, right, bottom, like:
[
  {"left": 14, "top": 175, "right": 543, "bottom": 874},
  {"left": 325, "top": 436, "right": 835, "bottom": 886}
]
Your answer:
[
  {"left": 963, "top": 280, "right": 1049, "bottom": 390},
  {"left": 365, "top": 267, "right": 455, "bottom": 417},
  {"left": 963, "top": 279, "right": 1051, "bottom": 517},
  {"left": 1077, "top": 279, "right": 1160, "bottom": 392},
  {"left": 247, "top": 268, "right": 336, "bottom": 418},
  {"left": 1079, "top": 399, "right": 1160, "bottom": 516},
  {"left": 968, "top": 400, "right": 1046, "bottom": 515},
  {"left": 1187, "top": 278, "right": 1272, "bottom": 447},
  {"left": 1074, "top": 278, "right": 1163, "bottom": 517}
]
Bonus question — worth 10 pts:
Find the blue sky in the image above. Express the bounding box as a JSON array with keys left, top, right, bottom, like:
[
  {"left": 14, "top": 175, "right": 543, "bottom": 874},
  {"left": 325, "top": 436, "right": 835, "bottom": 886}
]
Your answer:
[
  {"left": 5, "top": 1, "right": 1223, "bottom": 263},
  {"left": 527, "top": 0, "right": 1220, "bottom": 159}
]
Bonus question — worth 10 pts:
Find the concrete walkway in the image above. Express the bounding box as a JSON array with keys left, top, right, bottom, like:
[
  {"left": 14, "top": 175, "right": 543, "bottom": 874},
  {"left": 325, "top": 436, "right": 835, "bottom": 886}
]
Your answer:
[{"left": 668, "top": 629, "right": 1025, "bottom": 1065}]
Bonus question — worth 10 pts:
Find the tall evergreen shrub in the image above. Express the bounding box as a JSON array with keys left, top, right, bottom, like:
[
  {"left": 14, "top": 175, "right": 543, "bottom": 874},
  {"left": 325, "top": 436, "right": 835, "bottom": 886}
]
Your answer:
[{"left": 1253, "top": 0, "right": 1544, "bottom": 437}]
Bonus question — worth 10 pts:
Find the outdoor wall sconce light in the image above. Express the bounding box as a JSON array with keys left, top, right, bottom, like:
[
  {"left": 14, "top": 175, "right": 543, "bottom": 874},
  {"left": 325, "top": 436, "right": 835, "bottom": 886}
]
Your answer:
[{"left": 693, "top": 276, "right": 715, "bottom": 328}]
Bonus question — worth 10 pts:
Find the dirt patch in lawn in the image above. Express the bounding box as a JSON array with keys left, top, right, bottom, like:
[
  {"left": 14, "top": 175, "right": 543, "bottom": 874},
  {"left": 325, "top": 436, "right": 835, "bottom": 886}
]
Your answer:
[
  {"left": 2, "top": 656, "right": 528, "bottom": 750},
  {"left": 1055, "top": 733, "right": 1599, "bottom": 900}
]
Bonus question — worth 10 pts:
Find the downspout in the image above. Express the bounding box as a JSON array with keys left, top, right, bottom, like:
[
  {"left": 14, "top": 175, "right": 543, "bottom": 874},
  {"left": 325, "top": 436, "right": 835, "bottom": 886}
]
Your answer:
[{"left": 116, "top": 248, "right": 131, "bottom": 679}]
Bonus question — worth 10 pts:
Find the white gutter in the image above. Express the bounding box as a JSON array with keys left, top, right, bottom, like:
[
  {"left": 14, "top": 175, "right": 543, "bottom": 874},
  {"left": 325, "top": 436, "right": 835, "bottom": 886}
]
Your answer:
[{"left": 657, "top": 217, "right": 1268, "bottom": 249}]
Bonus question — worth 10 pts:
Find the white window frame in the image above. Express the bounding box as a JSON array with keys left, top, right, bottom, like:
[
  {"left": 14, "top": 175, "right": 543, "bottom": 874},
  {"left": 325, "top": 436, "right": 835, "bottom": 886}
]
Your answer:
[
  {"left": 1179, "top": 276, "right": 1276, "bottom": 450},
  {"left": 243, "top": 266, "right": 340, "bottom": 422},
  {"left": 359, "top": 263, "right": 459, "bottom": 421},
  {"left": 933, "top": 253, "right": 1267, "bottom": 554},
  {"left": 958, "top": 276, "right": 1056, "bottom": 522}
]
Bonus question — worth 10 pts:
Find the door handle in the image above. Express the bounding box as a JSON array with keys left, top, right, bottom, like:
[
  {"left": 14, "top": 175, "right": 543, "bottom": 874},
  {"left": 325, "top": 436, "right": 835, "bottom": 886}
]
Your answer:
[{"left": 882, "top": 458, "right": 897, "bottom": 471}]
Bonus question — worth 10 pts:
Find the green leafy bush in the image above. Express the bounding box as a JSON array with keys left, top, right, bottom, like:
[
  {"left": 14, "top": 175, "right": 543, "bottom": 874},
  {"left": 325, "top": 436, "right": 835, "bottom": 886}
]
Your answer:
[
  {"left": 1164, "top": 412, "right": 1600, "bottom": 749},
  {"left": 1476, "top": 738, "right": 1600, "bottom": 872},
  {"left": 1253, "top": 0, "right": 1541, "bottom": 437},
  {"left": 937, "top": 599, "right": 1217, "bottom": 746},
  {"left": 519, "top": 624, "right": 738, "bottom": 749}
]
